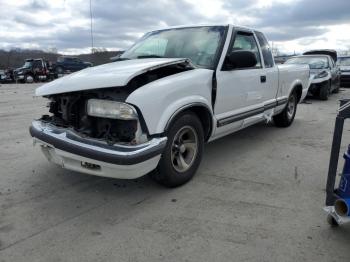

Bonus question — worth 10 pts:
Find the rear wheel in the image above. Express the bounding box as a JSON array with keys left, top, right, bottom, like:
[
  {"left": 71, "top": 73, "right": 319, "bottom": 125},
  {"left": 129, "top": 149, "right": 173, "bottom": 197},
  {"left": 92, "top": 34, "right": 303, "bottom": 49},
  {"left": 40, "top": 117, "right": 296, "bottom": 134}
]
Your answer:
[
  {"left": 333, "top": 81, "right": 340, "bottom": 93},
  {"left": 273, "top": 90, "right": 298, "bottom": 127},
  {"left": 319, "top": 81, "right": 331, "bottom": 100},
  {"left": 152, "top": 112, "right": 204, "bottom": 187}
]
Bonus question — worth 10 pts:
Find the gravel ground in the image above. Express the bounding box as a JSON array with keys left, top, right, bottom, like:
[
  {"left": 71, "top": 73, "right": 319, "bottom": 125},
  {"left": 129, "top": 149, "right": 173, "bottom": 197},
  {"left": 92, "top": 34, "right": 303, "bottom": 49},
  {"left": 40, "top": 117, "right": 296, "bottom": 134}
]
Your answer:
[{"left": 1, "top": 83, "right": 350, "bottom": 262}]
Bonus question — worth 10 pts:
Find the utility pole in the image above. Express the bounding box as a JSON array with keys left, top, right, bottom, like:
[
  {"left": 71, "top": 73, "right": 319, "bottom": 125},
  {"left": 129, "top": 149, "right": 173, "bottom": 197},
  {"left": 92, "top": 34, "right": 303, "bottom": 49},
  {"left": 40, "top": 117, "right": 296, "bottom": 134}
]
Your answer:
[{"left": 90, "top": 0, "right": 94, "bottom": 54}]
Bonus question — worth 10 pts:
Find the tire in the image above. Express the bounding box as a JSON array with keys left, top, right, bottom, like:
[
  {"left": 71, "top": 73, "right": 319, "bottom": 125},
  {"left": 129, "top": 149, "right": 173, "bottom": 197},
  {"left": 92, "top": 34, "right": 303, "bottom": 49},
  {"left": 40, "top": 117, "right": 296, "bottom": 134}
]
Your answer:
[
  {"left": 333, "top": 81, "right": 340, "bottom": 93},
  {"left": 319, "top": 81, "right": 331, "bottom": 100},
  {"left": 273, "top": 90, "right": 298, "bottom": 127},
  {"left": 152, "top": 112, "right": 204, "bottom": 187},
  {"left": 24, "top": 74, "right": 34, "bottom": 83}
]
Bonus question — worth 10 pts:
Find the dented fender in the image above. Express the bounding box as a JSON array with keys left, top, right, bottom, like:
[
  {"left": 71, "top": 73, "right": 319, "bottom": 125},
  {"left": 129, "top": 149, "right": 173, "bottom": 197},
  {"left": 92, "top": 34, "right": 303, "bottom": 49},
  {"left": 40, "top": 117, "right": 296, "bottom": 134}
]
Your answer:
[{"left": 126, "top": 69, "right": 214, "bottom": 135}]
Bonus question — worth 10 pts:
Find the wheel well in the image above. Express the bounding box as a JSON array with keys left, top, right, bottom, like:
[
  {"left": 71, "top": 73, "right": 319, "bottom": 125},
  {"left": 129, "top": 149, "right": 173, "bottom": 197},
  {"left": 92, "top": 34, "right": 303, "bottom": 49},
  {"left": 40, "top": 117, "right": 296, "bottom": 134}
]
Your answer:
[
  {"left": 168, "top": 105, "right": 213, "bottom": 142},
  {"left": 294, "top": 84, "right": 303, "bottom": 103}
]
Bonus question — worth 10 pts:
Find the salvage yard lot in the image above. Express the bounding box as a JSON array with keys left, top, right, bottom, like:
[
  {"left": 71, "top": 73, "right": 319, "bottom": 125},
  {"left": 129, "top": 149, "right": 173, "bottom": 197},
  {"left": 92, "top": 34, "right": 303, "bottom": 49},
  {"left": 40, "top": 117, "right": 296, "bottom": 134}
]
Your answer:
[{"left": 1, "top": 83, "right": 350, "bottom": 261}]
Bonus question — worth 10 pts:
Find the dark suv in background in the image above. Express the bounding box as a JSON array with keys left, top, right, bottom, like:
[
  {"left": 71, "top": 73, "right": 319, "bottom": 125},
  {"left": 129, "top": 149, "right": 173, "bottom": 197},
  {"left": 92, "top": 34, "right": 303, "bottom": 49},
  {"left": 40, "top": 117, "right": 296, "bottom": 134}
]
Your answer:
[
  {"left": 13, "top": 58, "right": 49, "bottom": 83},
  {"left": 55, "top": 57, "right": 92, "bottom": 76}
]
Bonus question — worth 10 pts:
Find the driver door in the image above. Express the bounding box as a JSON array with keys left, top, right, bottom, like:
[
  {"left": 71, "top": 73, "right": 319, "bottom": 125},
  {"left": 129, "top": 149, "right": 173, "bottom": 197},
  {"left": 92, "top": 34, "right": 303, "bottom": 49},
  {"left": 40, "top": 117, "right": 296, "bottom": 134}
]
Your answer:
[{"left": 214, "top": 30, "right": 265, "bottom": 138}]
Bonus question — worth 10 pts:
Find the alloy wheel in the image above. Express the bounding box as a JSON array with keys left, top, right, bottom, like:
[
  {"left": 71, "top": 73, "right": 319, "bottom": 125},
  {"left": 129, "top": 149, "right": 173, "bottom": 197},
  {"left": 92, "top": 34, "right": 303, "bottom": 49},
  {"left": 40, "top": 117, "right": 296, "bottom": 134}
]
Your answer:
[
  {"left": 170, "top": 126, "right": 198, "bottom": 173},
  {"left": 287, "top": 95, "right": 296, "bottom": 119}
]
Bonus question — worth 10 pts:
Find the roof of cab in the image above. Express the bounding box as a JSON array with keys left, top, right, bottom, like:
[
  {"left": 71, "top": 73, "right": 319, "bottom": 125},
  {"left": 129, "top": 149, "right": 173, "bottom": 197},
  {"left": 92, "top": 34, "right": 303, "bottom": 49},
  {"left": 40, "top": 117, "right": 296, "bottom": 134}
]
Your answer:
[{"left": 149, "top": 24, "right": 257, "bottom": 32}]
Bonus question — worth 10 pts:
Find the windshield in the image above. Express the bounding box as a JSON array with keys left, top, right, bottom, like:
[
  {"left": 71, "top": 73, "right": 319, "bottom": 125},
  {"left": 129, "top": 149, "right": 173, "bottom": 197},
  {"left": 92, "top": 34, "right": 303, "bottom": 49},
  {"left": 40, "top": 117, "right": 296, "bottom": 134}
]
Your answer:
[
  {"left": 120, "top": 26, "right": 227, "bottom": 69},
  {"left": 23, "top": 61, "right": 33, "bottom": 68},
  {"left": 339, "top": 57, "right": 350, "bottom": 66},
  {"left": 285, "top": 56, "right": 329, "bottom": 69}
]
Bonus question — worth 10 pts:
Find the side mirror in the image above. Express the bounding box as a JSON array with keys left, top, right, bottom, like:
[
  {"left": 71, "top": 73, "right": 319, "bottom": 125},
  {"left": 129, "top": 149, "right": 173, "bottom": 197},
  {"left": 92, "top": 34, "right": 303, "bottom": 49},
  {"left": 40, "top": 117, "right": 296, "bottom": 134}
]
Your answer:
[{"left": 224, "top": 50, "right": 258, "bottom": 70}]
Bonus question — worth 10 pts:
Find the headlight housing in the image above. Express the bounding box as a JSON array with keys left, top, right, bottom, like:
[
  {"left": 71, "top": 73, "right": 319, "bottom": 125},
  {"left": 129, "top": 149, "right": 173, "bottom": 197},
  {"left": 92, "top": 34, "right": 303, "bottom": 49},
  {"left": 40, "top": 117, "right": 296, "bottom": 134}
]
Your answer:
[
  {"left": 314, "top": 71, "right": 328, "bottom": 79},
  {"left": 87, "top": 99, "right": 138, "bottom": 120}
]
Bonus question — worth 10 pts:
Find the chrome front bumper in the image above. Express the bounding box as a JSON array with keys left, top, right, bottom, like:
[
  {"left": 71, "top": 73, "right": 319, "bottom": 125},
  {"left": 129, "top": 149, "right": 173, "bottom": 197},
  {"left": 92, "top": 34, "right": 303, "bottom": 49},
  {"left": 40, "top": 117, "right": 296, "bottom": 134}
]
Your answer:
[{"left": 29, "top": 120, "right": 167, "bottom": 179}]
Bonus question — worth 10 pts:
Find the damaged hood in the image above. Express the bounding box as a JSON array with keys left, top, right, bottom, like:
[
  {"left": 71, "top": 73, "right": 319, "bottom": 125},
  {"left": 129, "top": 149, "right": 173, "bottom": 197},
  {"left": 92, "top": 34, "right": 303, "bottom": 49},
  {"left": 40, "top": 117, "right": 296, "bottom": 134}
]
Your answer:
[{"left": 36, "top": 58, "right": 192, "bottom": 96}]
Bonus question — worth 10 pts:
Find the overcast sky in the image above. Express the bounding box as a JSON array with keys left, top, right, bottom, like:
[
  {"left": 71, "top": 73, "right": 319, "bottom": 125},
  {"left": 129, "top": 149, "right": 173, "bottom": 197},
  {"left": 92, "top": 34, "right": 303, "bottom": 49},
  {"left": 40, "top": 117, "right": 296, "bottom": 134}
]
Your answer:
[{"left": 1, "top": 0, "right": 350, "bottom": 54}]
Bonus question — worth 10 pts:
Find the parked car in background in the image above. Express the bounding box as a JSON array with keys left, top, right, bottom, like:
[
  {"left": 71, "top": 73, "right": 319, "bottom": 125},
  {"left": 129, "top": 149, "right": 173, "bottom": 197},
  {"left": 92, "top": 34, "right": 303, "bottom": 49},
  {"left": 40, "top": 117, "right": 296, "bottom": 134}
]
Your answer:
[
  {"left": 30, "top": 25, "right": 310, "bottom": 187},
  {"left": 0, "top": 70, "right": 5, "bottom": 82},
  {"left": 54, "top": 57, "right": 92, "bottom": 76},
  {"left": 285, "top": 50, "right": 340, "bottom": 100},
  {"left": 338, "top": 56, "right": 350, "bottom": 87},
  {"left": 13, "top": 58, "right": 49, "bottom": 83},
  {"left": 2, "top": 68, "right": 15, "bottom": 83}
]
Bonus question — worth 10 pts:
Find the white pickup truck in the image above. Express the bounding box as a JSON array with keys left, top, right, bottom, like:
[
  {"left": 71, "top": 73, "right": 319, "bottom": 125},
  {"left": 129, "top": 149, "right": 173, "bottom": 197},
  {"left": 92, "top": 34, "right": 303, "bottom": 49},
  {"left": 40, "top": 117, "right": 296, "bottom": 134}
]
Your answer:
[{"left": 30, "top": 25, "right": 309, "bottom": 187}]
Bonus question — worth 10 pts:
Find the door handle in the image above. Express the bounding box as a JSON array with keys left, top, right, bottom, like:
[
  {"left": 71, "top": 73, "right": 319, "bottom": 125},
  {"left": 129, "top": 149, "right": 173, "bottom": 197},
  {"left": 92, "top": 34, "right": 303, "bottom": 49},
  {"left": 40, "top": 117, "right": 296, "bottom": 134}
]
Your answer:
[{"left": 260, "top": 75, "right": 266, "bottom": 83}]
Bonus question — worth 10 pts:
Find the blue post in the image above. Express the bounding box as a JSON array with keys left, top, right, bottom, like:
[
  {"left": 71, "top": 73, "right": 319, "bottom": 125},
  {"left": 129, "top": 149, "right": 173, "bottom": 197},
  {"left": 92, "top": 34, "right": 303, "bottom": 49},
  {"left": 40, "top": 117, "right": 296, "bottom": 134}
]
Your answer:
[
  {"left": 335, "top": 145, "right": 350, "bottom": 216},
  {"left": 338, "top": 145, "right": 350, "bottom": 199}
]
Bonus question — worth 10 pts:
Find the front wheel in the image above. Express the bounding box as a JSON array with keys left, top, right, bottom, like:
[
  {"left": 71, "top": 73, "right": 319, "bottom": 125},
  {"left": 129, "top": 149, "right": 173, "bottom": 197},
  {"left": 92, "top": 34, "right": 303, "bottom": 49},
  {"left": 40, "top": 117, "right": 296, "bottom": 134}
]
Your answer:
[
  {"left": 273, "top": 90, "right": 298, "bottom": 127},
  {"left": 24, "top": 74, "right": 34, "bottom": 83},
  {"left": 152, "top": 112, "right": 204, "bottom": 187}
]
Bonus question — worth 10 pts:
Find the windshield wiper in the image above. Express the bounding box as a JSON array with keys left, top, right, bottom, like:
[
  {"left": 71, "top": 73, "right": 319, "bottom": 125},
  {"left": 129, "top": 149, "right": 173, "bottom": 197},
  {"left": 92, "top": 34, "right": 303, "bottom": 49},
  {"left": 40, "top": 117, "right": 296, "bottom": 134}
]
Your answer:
[{"left": 137, "top": 55, "right": 163, "bottom": 59}]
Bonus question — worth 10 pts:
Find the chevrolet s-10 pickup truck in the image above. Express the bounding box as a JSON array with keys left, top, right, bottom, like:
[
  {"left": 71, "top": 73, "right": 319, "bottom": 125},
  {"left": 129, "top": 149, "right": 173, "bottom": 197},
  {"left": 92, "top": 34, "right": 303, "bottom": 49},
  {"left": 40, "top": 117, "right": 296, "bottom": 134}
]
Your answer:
[{"left": 30, "top": 25, "right": 310, "bottom": 187}]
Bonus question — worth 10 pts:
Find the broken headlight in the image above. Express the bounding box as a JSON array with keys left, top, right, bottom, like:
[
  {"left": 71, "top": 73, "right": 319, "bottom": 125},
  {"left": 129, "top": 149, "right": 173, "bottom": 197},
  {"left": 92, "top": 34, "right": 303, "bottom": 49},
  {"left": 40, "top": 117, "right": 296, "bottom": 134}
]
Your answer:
[{"left": 87, "top": 99, "right": 138, "bottom": 120}]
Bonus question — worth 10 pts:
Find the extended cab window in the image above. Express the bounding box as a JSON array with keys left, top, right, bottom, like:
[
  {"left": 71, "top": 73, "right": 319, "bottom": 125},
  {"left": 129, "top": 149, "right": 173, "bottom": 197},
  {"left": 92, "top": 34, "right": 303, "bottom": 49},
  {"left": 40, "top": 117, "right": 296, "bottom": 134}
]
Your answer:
[
  {"left": 255, "top": 31, "right": 274, "bottom": 68},
  {"left": 230, "top": 32, "right": 261, "bottom": 68}
]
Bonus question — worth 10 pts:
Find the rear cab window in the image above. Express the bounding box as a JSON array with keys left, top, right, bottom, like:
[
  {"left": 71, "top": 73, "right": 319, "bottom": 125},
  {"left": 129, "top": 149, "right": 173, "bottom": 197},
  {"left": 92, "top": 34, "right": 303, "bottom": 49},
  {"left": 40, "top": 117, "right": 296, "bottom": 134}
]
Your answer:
[
  {"left": 33, "top": 60, "right": 43, "bottom": 69},
  {"left": 255, "top": 31, "right": 274, "bottom": 68}
]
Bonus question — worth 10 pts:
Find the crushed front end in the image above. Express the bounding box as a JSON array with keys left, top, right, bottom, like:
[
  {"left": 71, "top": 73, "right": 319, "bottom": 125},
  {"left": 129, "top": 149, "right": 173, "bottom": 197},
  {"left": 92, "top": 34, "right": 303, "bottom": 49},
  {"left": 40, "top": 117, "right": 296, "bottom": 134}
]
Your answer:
[{"left": 29, "top": 88, "right": 167, "bottom": 179}]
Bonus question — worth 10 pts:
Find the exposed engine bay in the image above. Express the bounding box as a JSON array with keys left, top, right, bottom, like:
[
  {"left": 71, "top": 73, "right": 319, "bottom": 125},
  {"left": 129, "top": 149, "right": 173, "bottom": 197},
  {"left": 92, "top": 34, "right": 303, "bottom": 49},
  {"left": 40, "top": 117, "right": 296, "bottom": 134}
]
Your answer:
[
  {"left": 39, "top": 62, "right": 193, "bottom": 145},
  {"left": 41, "top": 90, "right": 140, "bottom": 145}
]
